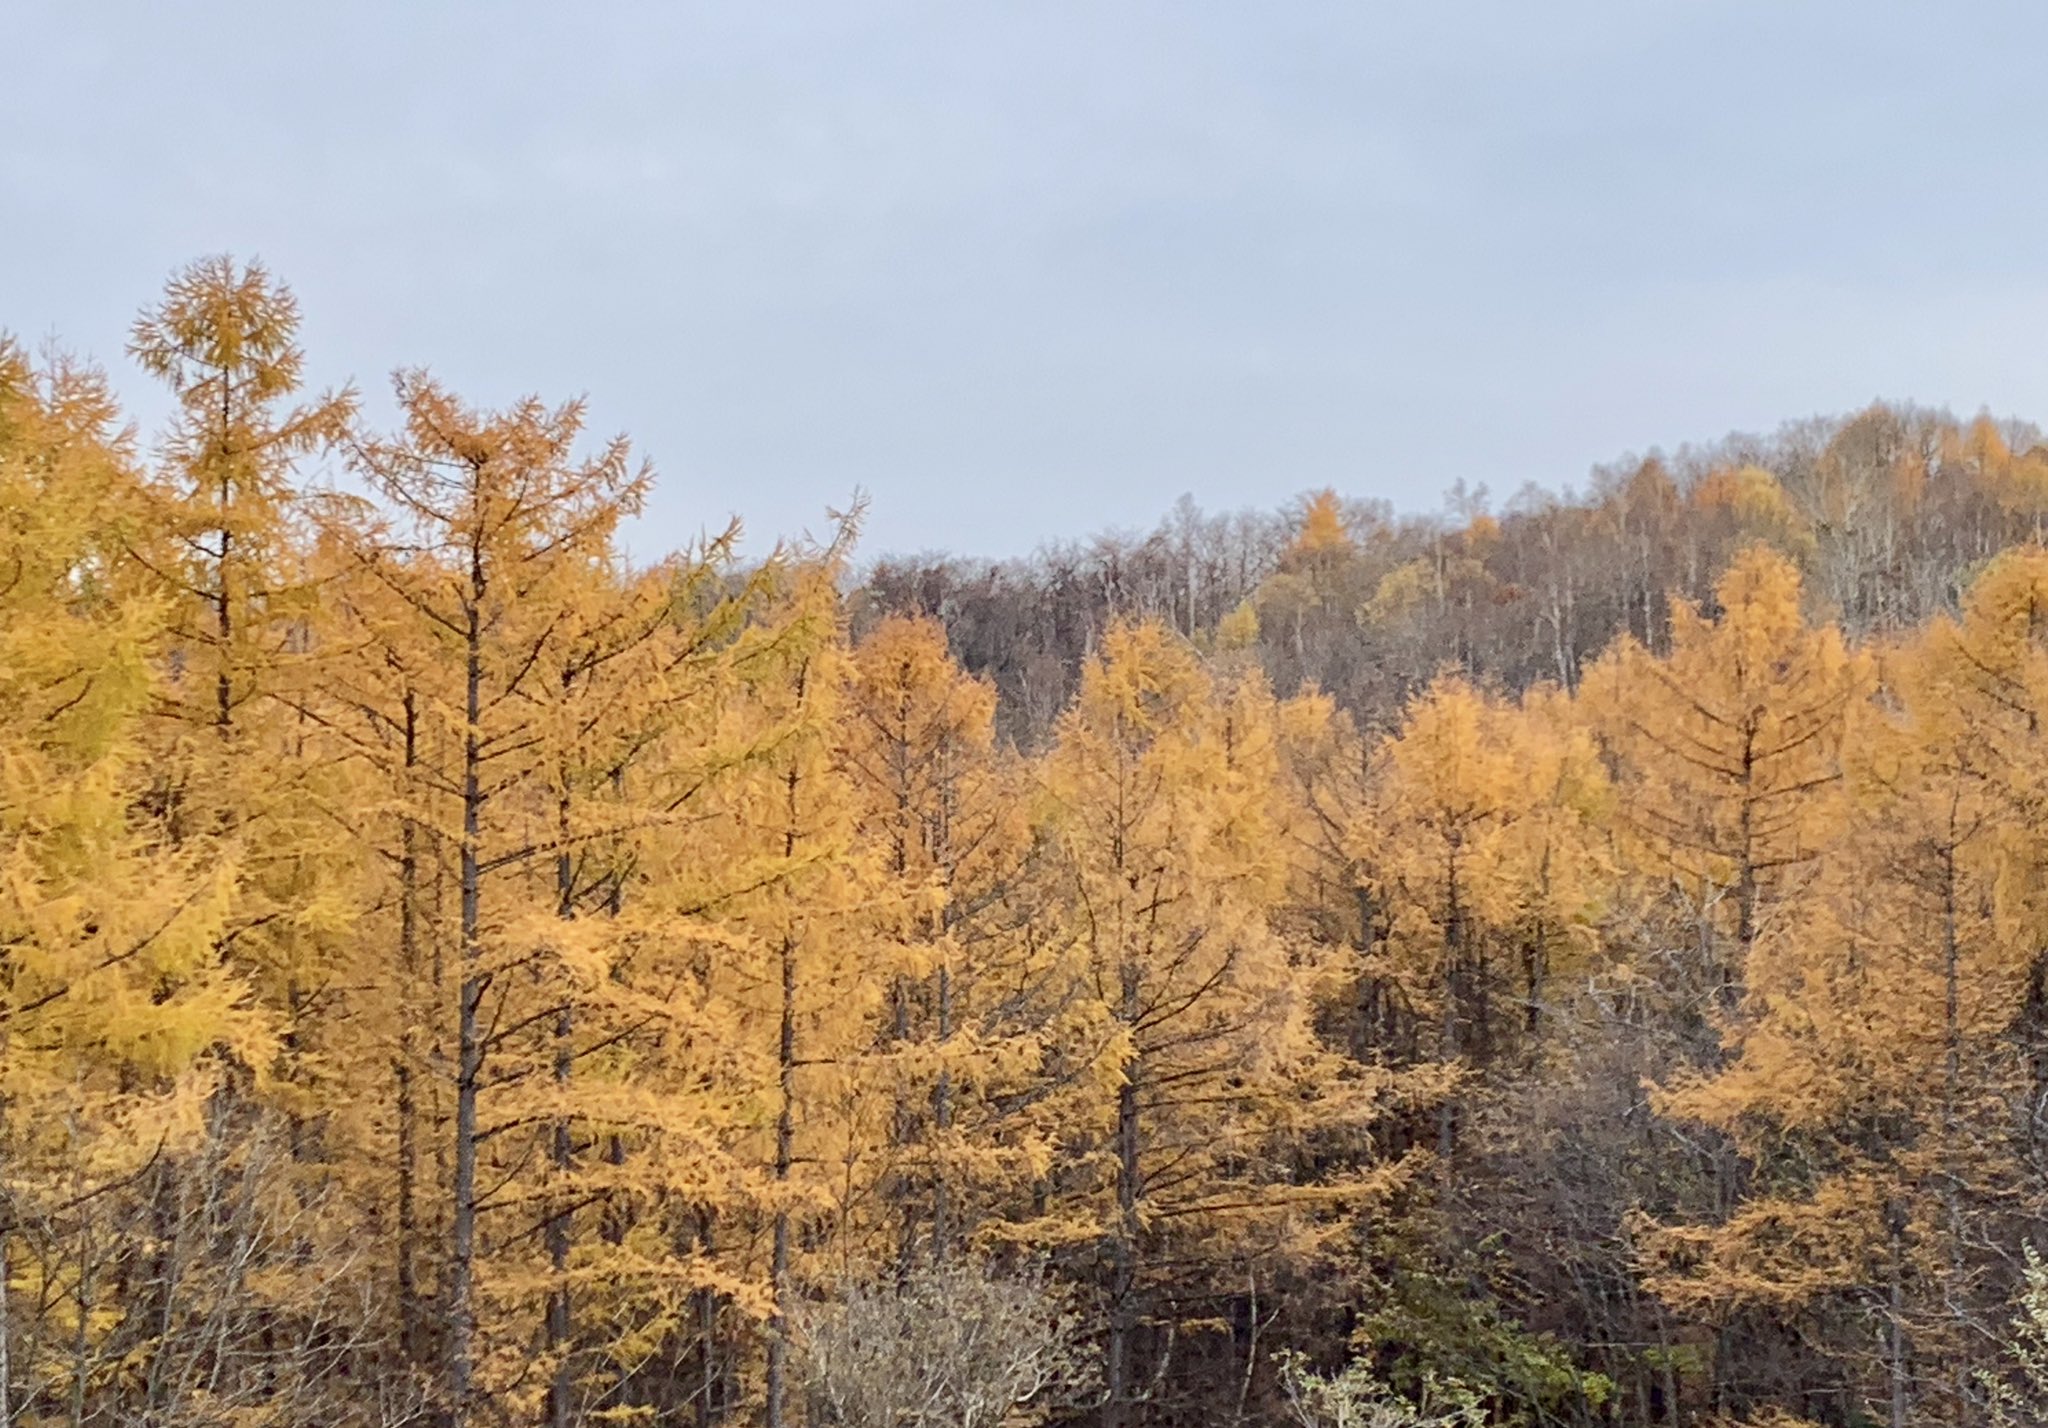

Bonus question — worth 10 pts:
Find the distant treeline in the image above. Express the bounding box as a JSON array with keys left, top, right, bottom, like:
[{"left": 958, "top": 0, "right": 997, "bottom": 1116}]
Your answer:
[{"left": 858, "top": 401, "right": 2046, "bottom": 740}]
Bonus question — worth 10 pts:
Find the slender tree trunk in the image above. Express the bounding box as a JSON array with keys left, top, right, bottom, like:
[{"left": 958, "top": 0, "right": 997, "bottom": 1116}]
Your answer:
[
  {"left": 1653, "top": 1278, "right": 1681, "bottom": 1420},
  {"left": 215, "top": 464, "right": 234, "bottom": 735},
  {"left": 928, "top": 763, "right": 958, "bottom": 1267},
  {"left": 891, "top": 975, "right": 916, "bottom": 1282},
  {"left": 1942, "top": 836, "right": 1961, "bottom": 1131},
  {"left": 930, "top": 961, "right": 953, "bottom": 1265},
  {"left": 695, "top": 1213, "right": 721, "bottom": 1428},
  {"left": 766, "top": 932, "right": 797, "bottom": 1428},
  {"left": 887, "top": 707, "right": 919, "bottom": 1280},
  {"left": 0, "top": 1218, "right": 11, "bottom": 1428},
  {"left": 396, "top": 689, "right": 423, "bottom": 1364},
  {"left": 1939, "top": 832, "right": 1969, "bottom": 1427},
  {"left": 546, "top": 992, "right": 574, "bottom": 1428},
  {"left": 1437, "top": 851, "right": 1463, "bottom": 1165},
  {"left": 1524, "top": 847, "right": 1553, "bottom": 1038},
  {"left": 448, "top": 571, "right": 484, "bottom": 1428},
  {"left": 142, "top": 1155, "right": 187, "bottom": 1419},
  {"left": 1888, "top": 1203, "right": 1909, "bottom": 1428},
  {"left": 1107, "top": 961, "right": 1143, "bottom": 1428},
  {"left": 67, "top": 1232, "right": 87, "bottom": 1428},
  {"left": 766, "top": 705, "right": 805, "bottom": 1428},
  {"left": 1732, "top": 724, "right": 1757, "bottom": 1009},
  {"left": 546, "top": 799, "right": 577, "bottom": 1428}
]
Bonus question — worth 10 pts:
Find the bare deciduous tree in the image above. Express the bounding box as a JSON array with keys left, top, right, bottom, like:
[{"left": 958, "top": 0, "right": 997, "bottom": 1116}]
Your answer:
[{"left": 792, "top": 1261, "right": 1098, "bottom": 1428}]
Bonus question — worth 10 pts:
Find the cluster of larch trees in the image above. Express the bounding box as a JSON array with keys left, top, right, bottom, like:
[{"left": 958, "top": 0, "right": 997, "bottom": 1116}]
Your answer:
[
  {"left": 0, "top": 261, "right": 1425, "bottom": 1428},
  {"left": 8, "top": 260, "right": 2048, "bottom": 1428}
]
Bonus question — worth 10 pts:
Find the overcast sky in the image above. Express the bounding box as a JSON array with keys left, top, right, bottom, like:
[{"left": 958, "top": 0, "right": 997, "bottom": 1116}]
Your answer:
[{"left": 7, "top": 2, "right": 2048, "bottom": 559}]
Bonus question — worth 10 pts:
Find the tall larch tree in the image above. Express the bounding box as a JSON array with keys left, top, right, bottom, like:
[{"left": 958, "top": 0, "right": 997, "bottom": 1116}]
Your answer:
[
  {"left": 1646, "top": 549, "right": 2048, "bottom": 1425},
  {"left": 682, "top": 555, "right": 895, "bottom": 1428},
  {"left": 1645, "top": 549, "right": 2048, "bottom": 1427},
  {"left": 524, "top": 532, "right": 793, "bottom": 1427},
  {"left": 1038, "top": 622, "right": 1372, "bottom": 1428},
  {"left": 0, "top": 340, "right": 296, "bottom": 1425},
  {"left": 840, "top": 615, "right": 1053, "bottom": 1271},
  {"left": 1590, "top": 547, "right": 1865, "bottom": 1420},
  {"left": 343, "top": 371, "right": 657, "bottom": 1427},
  {"left": 1586, "top": 545, "right": 1863, "bottom": 1015},
  {"left": 126, "top": 257, "right": 360, "bottom": 1061},
  {"left": 1352, "top": 675, "right": 1534, "bottom": 1160}
]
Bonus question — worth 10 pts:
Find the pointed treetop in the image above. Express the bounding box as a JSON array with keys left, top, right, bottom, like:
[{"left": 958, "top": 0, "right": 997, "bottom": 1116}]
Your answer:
[{"left": 1291, "top": 489, "right": 1352, "bottom": 559}]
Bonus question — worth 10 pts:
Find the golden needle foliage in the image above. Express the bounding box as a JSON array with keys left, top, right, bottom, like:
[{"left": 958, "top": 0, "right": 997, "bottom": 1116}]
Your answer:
[{"left": 14, "top": 265, "right": 2048, "bottom": 1428}]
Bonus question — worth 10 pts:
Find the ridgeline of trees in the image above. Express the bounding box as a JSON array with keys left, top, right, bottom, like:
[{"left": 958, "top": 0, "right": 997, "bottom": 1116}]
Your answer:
[
  {"left": 859, "top": 403, "right": 2048, "bottom": 745},
  {"left": 8, "top": 258, "right": 2048, "bottom": 1428}
]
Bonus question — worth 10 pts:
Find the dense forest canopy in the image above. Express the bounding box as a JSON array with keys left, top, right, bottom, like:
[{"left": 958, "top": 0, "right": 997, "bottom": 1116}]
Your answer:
[{"left": 5, "top": 259, "right": 2048, "bottom": 1428}]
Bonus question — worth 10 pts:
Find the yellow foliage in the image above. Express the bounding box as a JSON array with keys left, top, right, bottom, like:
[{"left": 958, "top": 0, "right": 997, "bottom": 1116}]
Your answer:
[
  {"left": 1292, "top": 488, "right": 1353, "bottom": 558},
  {"left": 34, "top": 261, "right": 2048, "bottom": 1428},
  {"left": 1692, "top": 465, "right": 1815, "bottom": 555},
  {"left": 1216, "top": 598, "right": 1261, "bottom": 650},
  {"left": 1368, "top": 558, "right": 1438, "bottom": 625}
]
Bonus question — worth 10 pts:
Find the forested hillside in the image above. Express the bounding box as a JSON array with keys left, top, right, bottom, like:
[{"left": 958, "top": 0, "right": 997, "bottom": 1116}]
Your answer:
[
  {"left": 858, "top": 403, "right": 2048, "bottom": 746},
  {"left": 7, "top": 259, "right": 2048, "bottom": 1428}
]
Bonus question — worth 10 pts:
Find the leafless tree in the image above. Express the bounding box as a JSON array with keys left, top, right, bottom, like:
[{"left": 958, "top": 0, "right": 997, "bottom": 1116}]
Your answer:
[{"left": 792, "top": 1260, "right": 1098, "bottom": 1428}]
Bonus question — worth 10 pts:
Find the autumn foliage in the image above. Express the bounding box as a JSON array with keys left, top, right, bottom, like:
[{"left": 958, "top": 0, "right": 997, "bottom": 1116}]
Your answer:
[{"left": 8, "top": 260, "right": 2048, "bottom": 1428}]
